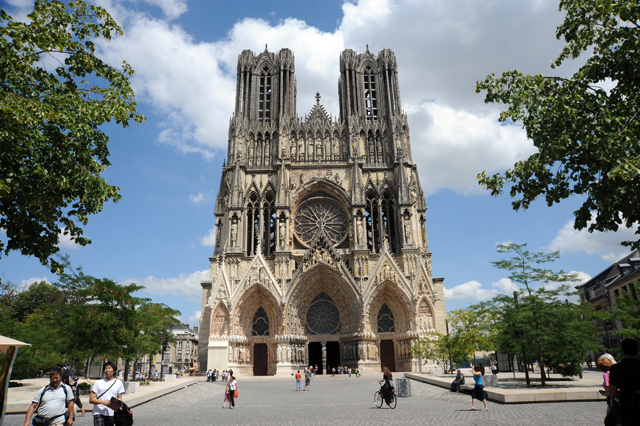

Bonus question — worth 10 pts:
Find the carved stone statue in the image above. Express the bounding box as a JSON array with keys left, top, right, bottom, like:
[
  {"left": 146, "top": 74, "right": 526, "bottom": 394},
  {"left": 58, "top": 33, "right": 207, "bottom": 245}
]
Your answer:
[
  {"left": 357, "top": 216, "right": 365, "bottom": 245},
  {"left": 279, "top": 220, "right": 285, "bottom": 246},
  {"left": 230, "top": 219, "right": 238, "bottom": 247},
  {"left": 404, "top": 215, "right": 412, "bottom": 244}
]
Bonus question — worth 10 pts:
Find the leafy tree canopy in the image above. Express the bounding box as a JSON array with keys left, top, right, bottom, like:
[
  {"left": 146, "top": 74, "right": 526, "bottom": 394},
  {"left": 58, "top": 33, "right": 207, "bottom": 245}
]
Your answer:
[
  {"left": 477, "top": 0, "right": 640, "bottom": 248},
  {"left": 0, "top": 0, "right": 145, "bottom": 272},
  {"left": 0, "top": 257, "right": 180, "bottom": 379}
]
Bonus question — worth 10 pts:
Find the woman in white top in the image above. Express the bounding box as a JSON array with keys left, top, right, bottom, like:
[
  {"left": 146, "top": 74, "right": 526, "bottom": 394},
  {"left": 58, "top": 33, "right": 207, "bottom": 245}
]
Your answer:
[{"left": 228, "top": 375, "right": 238, "bottom": 409}]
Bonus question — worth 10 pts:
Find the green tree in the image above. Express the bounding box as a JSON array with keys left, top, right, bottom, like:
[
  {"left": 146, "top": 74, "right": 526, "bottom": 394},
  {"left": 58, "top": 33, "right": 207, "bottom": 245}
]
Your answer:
[
  {"left": 606, "top": 282, "right": 640, "bottom": 342},
  {"left": 476, "top": 0, "right": 640, "bottom": 249},
  {"left": 412, "top": 333, "right": 468, "bottom": 373},
  {"left": 0, "top": 0, "right": 145, "bottom": 272},
  {"left": 136, "top": 303, "right": 180, "bottom": 374},
  {"left": 0, "top": 280, "right": 70, "bottom": 378},
  {"left": 490, "top": 243, "right": 597, "bottom": 384},
  {"left": 447, "top": 304, "right": 497, "bottom": 366}
]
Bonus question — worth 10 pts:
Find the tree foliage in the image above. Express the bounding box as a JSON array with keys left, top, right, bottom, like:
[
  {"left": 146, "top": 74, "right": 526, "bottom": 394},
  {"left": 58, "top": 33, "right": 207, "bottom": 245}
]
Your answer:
[
  {"left": 488, "top": 243, "right": 599, "bottom": 380},
  {"left": 476, "top": 0, "right": 640, "bottom": 249},
  {"left": 0, "top": 0, "right": 145, "bottom": 271},
  {"left": 411, "top": 333, "right": 468, "bottom": 373},
  {"left": 606, "top": 282, "right": 640, "bottom": 342},
  {"left": 0, "top": 258, "right": 180, "bottom": 379},
  {"left": 491, "top": 287, "right": 600, "bottom": 378},
  {"left": 447, "top": 303, "right": 497, "bottom": 365}
]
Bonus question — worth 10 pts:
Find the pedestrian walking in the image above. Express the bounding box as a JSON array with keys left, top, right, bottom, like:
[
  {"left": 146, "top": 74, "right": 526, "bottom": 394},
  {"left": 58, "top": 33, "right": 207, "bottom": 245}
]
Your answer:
[
  {"left": 89, "top": 361, "right": 125, "bottom": 426},
  {"left": 490, "top": 356, "right": 498, "bottom": 375},
  {"left": 470, "top": 364, "right": 488, "bottom": 411},
  {"left": 222, "top": 380, "right": 231, "bottom": 408},
  {"left": 304, "top": 368, "right": 310, "bottom": 391},
  {"left": 228, "top": 375, "right": 238, "bottom": 409},
  {"left": 295, "top": 370, "right": 302, "bottom": 391},
  {"left": 24, "top": 367, "right": 74, "bottom": 426},
  {"left": 597, "top": 355, "right": 616, "bottom": 426},
  {"left": 62, "top": 372, "right": 85, "bottom": 418},
  {"left": 348, "top": 368, "right": 352, "bottom": 378},
  {"left": 587, "top": 356, "right": 593, "bottom": 369}
]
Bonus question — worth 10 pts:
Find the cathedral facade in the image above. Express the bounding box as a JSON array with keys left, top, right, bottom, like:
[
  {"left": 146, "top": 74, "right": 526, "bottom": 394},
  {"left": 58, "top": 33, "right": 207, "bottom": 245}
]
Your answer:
[{"left": 198, "top": 47, "right": 446, "bottom": 376}]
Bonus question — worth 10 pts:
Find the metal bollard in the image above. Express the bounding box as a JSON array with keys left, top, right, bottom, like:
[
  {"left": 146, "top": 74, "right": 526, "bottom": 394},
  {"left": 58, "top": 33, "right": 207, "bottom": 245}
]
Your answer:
[{"left": 395, "top": 378, "right": 411, "bottom": 397}]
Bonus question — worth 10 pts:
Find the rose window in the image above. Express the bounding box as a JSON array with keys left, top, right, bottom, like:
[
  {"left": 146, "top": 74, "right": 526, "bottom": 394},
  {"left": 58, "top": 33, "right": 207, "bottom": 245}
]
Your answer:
[
  {"left": 306, "top": 293, "right": 341, "bottom": 335},
  {"left": 294, "top": 197, "right": 348, "bottom": 247}
]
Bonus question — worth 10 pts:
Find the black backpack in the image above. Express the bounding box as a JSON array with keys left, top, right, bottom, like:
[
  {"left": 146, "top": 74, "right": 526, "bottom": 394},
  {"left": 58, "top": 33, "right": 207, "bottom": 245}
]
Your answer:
[{"left": 114, "top": 402, "right": 134, "bottom": 426}]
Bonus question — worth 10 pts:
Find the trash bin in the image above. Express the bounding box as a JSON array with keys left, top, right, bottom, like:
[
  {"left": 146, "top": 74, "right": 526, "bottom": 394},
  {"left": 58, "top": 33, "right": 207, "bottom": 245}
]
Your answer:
[{"left": 395, "top": 378, "right": 411, "bottom": 397}]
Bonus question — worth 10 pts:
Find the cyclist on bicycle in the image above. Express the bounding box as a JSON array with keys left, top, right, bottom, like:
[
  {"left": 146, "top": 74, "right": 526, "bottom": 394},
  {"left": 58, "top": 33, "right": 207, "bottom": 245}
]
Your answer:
[{"left": 378, "top": 367, "right": 394, "bottom": 404}]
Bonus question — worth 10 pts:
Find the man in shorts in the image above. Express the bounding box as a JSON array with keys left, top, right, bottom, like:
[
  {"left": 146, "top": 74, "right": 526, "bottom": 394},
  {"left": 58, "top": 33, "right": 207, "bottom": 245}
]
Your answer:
[
  {"left": 89, "top": 362, "right": 125, "bottom": 426},
  {"left": 24, "top": 368, "right": 74, "bottom": 426}
]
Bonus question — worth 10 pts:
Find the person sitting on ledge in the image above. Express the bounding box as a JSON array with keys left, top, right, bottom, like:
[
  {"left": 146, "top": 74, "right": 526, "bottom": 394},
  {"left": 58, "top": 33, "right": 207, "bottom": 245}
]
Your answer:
[{"left": 451, "top": 369, "right": 465, "bottom": 392}]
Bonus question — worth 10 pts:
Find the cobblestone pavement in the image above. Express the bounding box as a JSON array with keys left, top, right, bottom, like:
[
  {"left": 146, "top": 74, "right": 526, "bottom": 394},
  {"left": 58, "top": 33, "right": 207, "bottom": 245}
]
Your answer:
[{"left": 4, "top": 376, "right": 605, "bottom": 426}]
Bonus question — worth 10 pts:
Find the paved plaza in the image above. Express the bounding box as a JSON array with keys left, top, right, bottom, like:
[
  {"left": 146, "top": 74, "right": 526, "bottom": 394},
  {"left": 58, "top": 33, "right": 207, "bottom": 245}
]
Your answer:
[{"left": 4, "top": 376, "right": 605, "bottom": 426}]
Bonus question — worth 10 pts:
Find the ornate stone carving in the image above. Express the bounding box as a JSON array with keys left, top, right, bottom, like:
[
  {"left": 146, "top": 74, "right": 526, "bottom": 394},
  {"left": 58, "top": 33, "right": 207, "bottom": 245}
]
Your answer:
[
  {"left": 200, "top": 47, "right": 446, "bottom": 375},
  {"left": 294, "top": 197, "right": 348, "bottom": 247}
]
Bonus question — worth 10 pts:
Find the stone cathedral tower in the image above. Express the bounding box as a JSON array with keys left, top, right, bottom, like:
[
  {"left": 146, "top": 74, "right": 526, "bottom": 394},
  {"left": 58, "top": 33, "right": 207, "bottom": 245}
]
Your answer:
[{"left": 198, "top": 46, "right": 445, "bottom": 376}]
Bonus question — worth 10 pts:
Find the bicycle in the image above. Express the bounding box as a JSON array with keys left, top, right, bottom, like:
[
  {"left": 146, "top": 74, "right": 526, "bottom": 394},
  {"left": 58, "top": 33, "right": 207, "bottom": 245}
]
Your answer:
[{"left": 374, "top": 384, "right": 397, "bottom": 409}]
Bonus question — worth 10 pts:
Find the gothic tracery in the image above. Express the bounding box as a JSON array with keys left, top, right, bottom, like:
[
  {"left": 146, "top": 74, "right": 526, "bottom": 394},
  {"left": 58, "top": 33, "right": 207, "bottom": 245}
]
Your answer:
[{"left": 199, "top": 47, "right": 445, "bottom": 376}]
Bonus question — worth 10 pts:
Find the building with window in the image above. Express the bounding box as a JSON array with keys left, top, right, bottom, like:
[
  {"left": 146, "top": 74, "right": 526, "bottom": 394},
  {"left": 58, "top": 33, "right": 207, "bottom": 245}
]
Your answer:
[
  {"left": 576, "top": 250, "right": 640, "bottom": 349},
  {"left": 154, "top": 324, "right": 199, "bottom": 375},
  {"left": 198, "top": 47, "right": 446, "bottom": 376}
]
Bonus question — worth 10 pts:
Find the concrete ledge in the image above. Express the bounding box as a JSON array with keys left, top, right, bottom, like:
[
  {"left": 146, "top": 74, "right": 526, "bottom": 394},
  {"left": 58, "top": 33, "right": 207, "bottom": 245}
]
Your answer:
[
  {"left": 404, "top": 373, "right": 606, "bottom": 404},
  {"left": 123, "top": 381, "right": 139, "bottom": 394},
  {"left": 123, "top": 379, "right": 197, "bottom": 408},
  {"left": 5, "top": 379, "right": 197, "bottom": 414}
]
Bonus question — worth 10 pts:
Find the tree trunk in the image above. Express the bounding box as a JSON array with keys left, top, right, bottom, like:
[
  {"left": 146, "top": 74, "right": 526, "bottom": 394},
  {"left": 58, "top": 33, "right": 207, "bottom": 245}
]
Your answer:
[
  {"left": 84, "top": 356, "right": 92, "bottom": 379},
  {"left": 124, "top": 360, "right": 130, "bottom": 382},
  {"left": 132, "top": 359, "right": 138, "bottom": 380}
]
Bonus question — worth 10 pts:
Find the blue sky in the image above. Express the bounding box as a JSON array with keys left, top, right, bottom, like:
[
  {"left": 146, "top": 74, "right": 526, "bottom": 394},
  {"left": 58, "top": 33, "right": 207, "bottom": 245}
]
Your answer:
[{"left": 2, "top": 0, "right": 637, "bottom": 328}]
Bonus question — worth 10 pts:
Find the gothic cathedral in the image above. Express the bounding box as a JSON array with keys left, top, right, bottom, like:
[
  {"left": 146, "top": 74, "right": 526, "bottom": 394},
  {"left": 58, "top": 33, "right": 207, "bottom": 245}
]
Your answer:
[{"left": 198, "top": 46, "right": 446, "bottom": 375}]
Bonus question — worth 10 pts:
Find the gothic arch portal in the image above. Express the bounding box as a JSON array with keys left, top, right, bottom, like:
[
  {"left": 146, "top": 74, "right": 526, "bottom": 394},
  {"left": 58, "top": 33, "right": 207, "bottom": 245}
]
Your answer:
[
  {"left": 234, "top": 284, "right": 282, "bottom": 338},
  {"left": 286, "top": 264, "right": 361, "bottom": 335},
  {"left": 366, "top": 281, "right": 413, "bottom": 334}
]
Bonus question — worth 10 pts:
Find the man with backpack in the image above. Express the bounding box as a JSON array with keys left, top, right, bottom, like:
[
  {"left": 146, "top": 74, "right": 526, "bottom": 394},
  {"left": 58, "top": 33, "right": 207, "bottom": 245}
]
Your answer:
[
  {"left": 89, "top": 362, "right": 125, "bottom": 426},
  {"left": 24, "top": 367, "right": 74, "bottom": 426}
]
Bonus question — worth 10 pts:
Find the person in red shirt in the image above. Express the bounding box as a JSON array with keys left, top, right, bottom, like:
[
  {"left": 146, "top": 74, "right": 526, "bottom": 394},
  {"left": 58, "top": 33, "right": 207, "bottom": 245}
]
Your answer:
[{"left": 295, "top": 370, "right": 302, "bottom": 391}]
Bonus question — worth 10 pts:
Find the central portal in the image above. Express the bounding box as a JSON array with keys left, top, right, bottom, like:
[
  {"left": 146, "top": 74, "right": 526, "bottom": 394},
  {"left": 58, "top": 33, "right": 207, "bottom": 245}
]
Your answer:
[
  {"left": 380, "top": 340, "right": 396, "bottom": 372},
  {"left": 253, "top": 343, "right": 268, "bottom": 376},
  {"left": 325, "top": 341, "right": 340, "bottom": 373},
  {"left": 308, "top": 342, "right": 323, "bottom": 373}
]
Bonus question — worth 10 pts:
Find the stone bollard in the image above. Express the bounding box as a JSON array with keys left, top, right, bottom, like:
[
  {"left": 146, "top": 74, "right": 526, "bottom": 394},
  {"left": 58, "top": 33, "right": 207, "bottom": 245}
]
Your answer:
[{"left": 484, "top": 375, "right": 498, "bottom": 387}]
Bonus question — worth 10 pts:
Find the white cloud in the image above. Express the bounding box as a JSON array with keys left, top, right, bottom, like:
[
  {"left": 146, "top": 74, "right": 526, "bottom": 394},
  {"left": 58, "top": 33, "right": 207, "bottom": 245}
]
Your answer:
[
  {"left": 188, "top": 310, "right": 201, "bottom": 324},
  {"left": 491, "top": 278, "right": 519, "bottom": 293},
  {"left": 570, "top": 270, "right": 592, "bottom": 284},
  {"left": 189, "top": 192, "right": 205, "bottom": 204},
  {"left": 547, "top": 217, "right": 638, "bottom": 262},
  {"left": 142, "top": 0, "right": 188, "bottom": 20},
  {"left": 408, "top": 102, "right": 534, "bottom": 196},
  {"left": 129, "top": 270, "right": 209, "bottom": 297},
  {"left": 200, "top": 227, "right": 217, "bottom": 246},
  {"left": 19, "top": 277, "right": 51, "bottom": 289},
  {"left": 57, "top": 228, "right": 80, "bottom": 250},
  {"left": 92, "top": 0, "right": 573, "bottom": 194},
  {"left": 444, "top": 280, "right": 498, "bottom": 301}
]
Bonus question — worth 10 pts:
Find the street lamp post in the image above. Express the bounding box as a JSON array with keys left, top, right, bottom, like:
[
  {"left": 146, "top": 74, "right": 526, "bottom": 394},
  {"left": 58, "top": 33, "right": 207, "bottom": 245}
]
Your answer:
[{"left": 445, "top": 319, "right": 453, "bottom": 374}]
